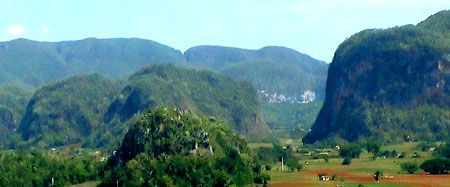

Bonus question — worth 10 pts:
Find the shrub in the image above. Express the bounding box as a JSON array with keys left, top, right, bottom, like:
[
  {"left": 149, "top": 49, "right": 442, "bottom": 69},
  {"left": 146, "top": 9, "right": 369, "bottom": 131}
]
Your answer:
[
  {"left": 254, "top": 173, "right": 270, "bottom": 184},
  {"left": 286, "top": 157, "right": 302, "bottom": 172},
  {"left": 265, "top": 165, "right": 272, "bottom": 171},
  {"left": 342, "top": 157, "right": 352, "bottom": 165},
  {"left": 400, "top": 162, "right": 419, "bottom": 174}
]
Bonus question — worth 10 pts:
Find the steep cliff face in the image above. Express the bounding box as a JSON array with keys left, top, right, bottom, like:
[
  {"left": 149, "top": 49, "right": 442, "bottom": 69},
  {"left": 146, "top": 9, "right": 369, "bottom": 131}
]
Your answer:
[{"left": 303, "top": 10, "right": 450, "bottom": 143}]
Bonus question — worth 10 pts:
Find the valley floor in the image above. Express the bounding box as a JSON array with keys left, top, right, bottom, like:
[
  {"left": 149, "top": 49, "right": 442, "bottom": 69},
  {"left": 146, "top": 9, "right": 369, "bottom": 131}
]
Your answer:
[{"left": 264, "top": 142, "right": 450, "bottom": 187}]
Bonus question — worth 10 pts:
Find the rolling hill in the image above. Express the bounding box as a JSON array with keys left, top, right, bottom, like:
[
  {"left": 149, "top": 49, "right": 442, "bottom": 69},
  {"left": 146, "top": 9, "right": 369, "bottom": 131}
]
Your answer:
[
  {"left": 0, "top": 38, "right": 186, "bottom": 89},
  {"left": 18, "top": 74, "right": 122, "bottom": 147},
  {"left": 101, "top": 63, "right": 268, "bottom": 145},
  {"left": 185, "top": 45, "right": 328, "bottom": 130},
  {"left": 185, "top": 45, "right": 328, "bottom": 98},
  {"left": 17, "top": 64, "right": 268, "bottom": 148}
]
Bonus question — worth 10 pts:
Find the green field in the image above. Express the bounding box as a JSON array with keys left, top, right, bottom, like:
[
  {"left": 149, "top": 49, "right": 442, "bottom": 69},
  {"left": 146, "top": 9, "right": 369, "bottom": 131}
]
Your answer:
[{"left": 250, "top": 141, "right": 450, "bottom": 187}]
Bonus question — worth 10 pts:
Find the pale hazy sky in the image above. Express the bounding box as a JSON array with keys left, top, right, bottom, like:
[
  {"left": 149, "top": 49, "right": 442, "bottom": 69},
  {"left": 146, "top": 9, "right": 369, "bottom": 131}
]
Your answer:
[{"left": 0, "top": 0, "right": 449, "bottom": 62}]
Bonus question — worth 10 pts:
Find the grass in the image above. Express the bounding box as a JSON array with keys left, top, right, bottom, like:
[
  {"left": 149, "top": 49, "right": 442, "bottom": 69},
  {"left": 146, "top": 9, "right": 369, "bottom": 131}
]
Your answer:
[
  {"left": 68, "top": 181, "right": 100, "bottom": 187},
  {"left": 248, "top": 142, "right": 273, "bottom": 149}
]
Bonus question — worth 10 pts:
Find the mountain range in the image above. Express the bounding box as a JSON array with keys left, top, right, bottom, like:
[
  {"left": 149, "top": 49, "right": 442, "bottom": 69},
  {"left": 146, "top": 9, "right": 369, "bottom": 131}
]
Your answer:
[{"left": 0, "top": 37, "right": 327, "bottom": 148}]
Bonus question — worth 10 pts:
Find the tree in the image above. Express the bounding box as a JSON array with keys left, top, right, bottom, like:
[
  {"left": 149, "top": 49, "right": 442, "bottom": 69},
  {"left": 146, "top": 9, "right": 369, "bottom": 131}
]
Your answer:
[
  {"left": 401, "top": 162, "right": 419, "bottom": 174},
  {"left": 339, "top": 143, "right": 362, "bottom": 158},
  {"left": 390, "top": 150, "right": 398, "bottom": 158},
  {"left": 366, "top": 140, "right": 381, "bottom": 154},
  {"left": 374, "top": 170, "right": 383, "bottom": 181},
  {"left": 434, "top": 143, "right": 450, "bottom": 158},
  {"left": 420, "top": 158, "right": 450, "bottom": 174},
  {"left": 342, "top": 157, "right": 352, "bottom": 165},
  {"left": 286, "top": 157, "right": 302, "bottom": 172}
]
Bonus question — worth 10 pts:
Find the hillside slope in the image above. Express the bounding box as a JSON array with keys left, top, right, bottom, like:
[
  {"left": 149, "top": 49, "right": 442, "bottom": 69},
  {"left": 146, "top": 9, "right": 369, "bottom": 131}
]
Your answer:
[
  {"left": 0, "top": 38, "right": 186, "bottom": 89},
  {"left": 0, "top": 85, "right": 32, "bottom": 149},
  {"left": 18, "top": 74, "right": 122, "bottom": 147},
  {"left": 101, "top": 63, "right": 268, "bottom": 144},
  {"left": 303, "top": 10, "right": 450, "bottom": 143},
  {"left": 185, "top": 46, "right": 328, "bottom": 98}
]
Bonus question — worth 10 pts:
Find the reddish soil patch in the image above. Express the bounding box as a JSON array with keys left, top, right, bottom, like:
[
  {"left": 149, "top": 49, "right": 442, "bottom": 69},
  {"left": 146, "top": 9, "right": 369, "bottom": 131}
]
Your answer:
[
  {"left": 271, "top": 169, "right": 450, "bottom": 187},
  {"left": 384, "top": 173, "right": 450, "bottom": 187},
  {"left": 269, "top": 181, "right": 315, "bottom": 187},
  {"left": 305, "top": 169, "right": 374, "bottom": 182}
]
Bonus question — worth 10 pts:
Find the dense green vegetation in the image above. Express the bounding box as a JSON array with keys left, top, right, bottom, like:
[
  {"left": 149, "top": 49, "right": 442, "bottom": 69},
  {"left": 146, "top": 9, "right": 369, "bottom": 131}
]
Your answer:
[
  {"left": 0, "top": 9, "right": 449, "bottom": 186},
  {"left": 400, "top": 162, "right": 419, "bottom": 174},
  {"left": 100, "top": 63, "right": 268, "bottom": 146},
  {"left": 14, "top": 63, "right": 268, "bottom": 149},
  {"left": 185, "top": 45, "right": 328, "bottom": 98},
  {"left": 0, "top": 85, "right": 32, "bottom": 149},
  {"left": 18, "top": 74, "right": 122, "bottom": 148},
  {"left": 0, "top": 37, "right": 327, "bottom": 139},
  {"left": 0, "top": 38, "right": 186, "bottom": 89},
  {"left": 420, "top": 158, "right": 450, "bottom": 174},
  {"left": 100, "top": 107, "right": 265, "bottom": 186},
  {"left": 185, "top": 46, "right": 327, "bottom": 133},
  {"left": 261, "top": 101, "right": 322, "bottom": 130},
  {"left": 304, "top": 10, "right": 450, "bottom": 144},
  {"left": 0, "top": 150, "right": 102, "bottom": 186}
]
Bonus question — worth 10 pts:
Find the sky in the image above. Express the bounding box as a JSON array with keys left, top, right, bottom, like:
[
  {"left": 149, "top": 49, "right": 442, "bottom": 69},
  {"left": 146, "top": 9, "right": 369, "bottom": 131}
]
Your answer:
[{"left": 0, "top": 0, "right": 449, "bottom": 62}]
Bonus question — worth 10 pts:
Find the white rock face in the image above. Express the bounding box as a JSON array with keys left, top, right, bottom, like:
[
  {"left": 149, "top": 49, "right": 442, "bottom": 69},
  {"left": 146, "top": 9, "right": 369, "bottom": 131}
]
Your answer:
[{"left": 258, "top": 89, "right": 315, "bottom": 104}]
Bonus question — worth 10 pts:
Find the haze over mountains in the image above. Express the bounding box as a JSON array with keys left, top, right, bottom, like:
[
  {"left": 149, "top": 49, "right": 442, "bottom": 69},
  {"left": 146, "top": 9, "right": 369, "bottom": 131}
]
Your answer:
[
  {"left": 0, "top": 37, "right": 327, "bottom": 148},
  {"left": 0, "top": 38, "right": 327, "bottom": 97}
]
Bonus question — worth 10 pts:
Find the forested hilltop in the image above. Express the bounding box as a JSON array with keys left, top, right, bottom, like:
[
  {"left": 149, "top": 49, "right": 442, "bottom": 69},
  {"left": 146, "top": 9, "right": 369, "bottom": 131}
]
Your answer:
[
  {"left": 185, "top": 45, "right": 328, "bottom": 99},
  {"left": 304, "top": 10, "right": 450, "bottom": 144},
  {"left": 185, "top": 45, "right": 328, "bottom": 131},
  {"left": 5, "top": 63, "right": 268, "bottom": 149},
  {"left": 0, "top": 38, "right": 186, "bottom": 89},
  {"left": 0, "top": 37, "right": 327, "bottom": 134}
]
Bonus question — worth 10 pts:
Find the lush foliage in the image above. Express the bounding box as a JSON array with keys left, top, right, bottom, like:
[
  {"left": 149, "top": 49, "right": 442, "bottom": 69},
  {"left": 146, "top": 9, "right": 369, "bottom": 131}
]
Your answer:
[
  {"left": 286, "top": 156, "right": 303, "bottom": 172},
  {"left": 0, "top": 38, "right": 186, "bottom": 89},
  {"left": 304, "top": 10, "right": 450, "bottom": 144},
  {"left": 434, "top": 142, "right": 450, "bottom": 158},
  {"left": 185, "top": 45, "right": 327, "bottom": 98},
  {"left": 339, "top": 143, "right": 362, "bottom": 159},
  {"left": 185, "top": 45, "right": 328, "bottom": 134},
  {"left": 18, "top": 74, "right": 122, "bottom": 148},
  {"left": 261, "top": 101, "right": 323, "bottom": 130},
  {"left": 366, "top": 140, "right": 381, "bottom": 154},
  {"left": 101, "top": 63, "right": 268, "bottom": 144},
  {"left": 420, "top": 158, "right": 450, "bottom": 174},
  {"left": 400, "top": 162, "right": 419, "bottom": 174},
  {"left": 0, "top": 150, "right": 102, "bottom": 186},
  {"left": 342, "top": 157, "right": 352, "bottom": 165},
  {"left": 0, "top": 85, "right": 31, "bottom": 149},
  {"left": 100, "top": 107, "right": 265, "bottom": 186},
  {"left": 15, "top": 63, "right": 268, "bottom": 149}
]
